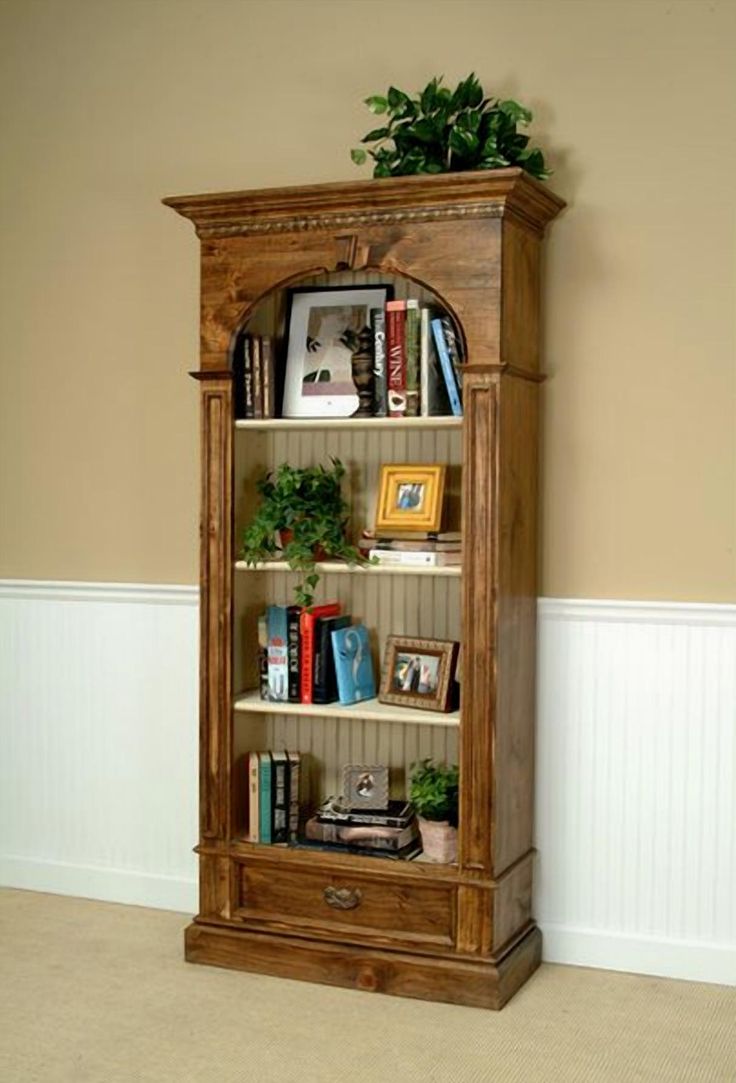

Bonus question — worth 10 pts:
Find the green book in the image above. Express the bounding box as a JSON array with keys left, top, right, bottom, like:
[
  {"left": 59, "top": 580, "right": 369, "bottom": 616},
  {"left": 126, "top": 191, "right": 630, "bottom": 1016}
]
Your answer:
[
  {"left": 258, "top": 751, "right": 272, "bottom": 844},
  {"left": 405, "top": 300, "right": 420, "bottom": 416}
]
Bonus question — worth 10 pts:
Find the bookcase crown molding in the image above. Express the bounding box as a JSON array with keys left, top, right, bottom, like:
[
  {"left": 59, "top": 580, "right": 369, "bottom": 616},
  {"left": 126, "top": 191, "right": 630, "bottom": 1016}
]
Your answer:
[{"left": 163, "top": 167, "right": 565, "bottom": 239}]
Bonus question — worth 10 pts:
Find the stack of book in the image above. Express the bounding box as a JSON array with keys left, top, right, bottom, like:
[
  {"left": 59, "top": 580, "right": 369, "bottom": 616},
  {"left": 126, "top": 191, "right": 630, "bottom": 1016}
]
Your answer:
[
  {"left": 235, "top": 332, "right": 277, "bottom": 419},
  {"left": 374, "top": 303, "right": 463, "bottom": 419},
  {"left": 246, "top": 749, "right": 301, "bottom": 845},
  {"left": 358, "top": 529, "right": 462, "bottom": 568},
  {"left": 258, "top": 604, "right": 376, "bottom": 706},
  {"left": 302, "top": 797, "right": 421, "bottom": 860}
]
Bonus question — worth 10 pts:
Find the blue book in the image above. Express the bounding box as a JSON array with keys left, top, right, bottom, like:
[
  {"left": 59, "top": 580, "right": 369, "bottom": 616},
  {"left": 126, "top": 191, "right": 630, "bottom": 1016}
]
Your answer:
[
  {"left": 430, "top": 318, "right": 462, "bottom": 417},
  {"left": 258, "top": 751, "right": 272, "bottom": 844},
  {"left": 331, "top": 624, "right": 376, "bottom": 706}
]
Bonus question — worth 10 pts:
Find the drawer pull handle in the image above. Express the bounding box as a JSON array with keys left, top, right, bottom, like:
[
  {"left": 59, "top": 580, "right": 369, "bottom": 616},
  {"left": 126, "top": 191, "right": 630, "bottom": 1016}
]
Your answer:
[{"left": 324, "top": 886, "right": 362, "bottom": 911}]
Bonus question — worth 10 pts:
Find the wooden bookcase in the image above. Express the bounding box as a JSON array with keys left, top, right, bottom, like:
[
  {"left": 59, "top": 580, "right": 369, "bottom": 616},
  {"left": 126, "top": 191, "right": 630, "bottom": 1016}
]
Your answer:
[{"left": 164, "top": 169, "right": 564, "bottom": 1009}]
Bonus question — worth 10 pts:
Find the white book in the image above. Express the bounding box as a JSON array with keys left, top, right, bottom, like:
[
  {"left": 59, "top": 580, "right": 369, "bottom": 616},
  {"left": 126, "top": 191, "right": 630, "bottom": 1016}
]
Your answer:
[{"left": 368, "top": 548, "right": 462, "bottom": 567}]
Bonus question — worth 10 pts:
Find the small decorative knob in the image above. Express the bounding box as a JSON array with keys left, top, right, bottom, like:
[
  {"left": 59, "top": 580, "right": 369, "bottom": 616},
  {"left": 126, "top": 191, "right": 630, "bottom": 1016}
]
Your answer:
[{"left": 323, "top": 885, "right": 362, "bottom": 910}]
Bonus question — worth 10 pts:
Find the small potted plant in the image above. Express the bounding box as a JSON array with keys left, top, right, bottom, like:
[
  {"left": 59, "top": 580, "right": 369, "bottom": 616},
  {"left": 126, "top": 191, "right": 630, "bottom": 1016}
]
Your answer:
[
  {"left": 409, "top": 758, "right": 459, "bottom": 863},
  {"left": 351, "top": 72, "right": 550, "bottom": 180},
  {"left": 241, "top": 458, "right": 365, "bottom": 607}
]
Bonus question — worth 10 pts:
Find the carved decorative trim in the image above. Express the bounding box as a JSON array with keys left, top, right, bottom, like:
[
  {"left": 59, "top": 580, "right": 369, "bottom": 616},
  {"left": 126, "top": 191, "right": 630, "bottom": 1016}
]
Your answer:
[{"left": 195, "top": 202, "right": 506, "bottom": 239}]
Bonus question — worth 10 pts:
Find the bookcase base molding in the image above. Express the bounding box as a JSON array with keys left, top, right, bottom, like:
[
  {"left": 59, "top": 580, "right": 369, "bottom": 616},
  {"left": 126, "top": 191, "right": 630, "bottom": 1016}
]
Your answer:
[{"left": 184, "top": 920, "right": 541, "bottom": 1011}]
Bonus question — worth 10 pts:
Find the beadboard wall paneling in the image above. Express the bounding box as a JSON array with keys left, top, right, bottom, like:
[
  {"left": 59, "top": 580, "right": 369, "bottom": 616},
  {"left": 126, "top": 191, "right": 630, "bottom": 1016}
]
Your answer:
[
  {"left": 1, "top": 583, "right": 734, "bottom": 986},
  {"left": 536, "top": 598, "right": 736, "bottom": 986},
  {"left": 0, "top": 581, "right": 199, "bottom": 912}
]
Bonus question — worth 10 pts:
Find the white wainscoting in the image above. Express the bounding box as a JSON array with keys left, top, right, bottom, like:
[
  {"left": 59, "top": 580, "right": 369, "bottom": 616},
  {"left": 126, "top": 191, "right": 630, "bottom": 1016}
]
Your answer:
[
  {"left": 0, "top": 580, "right": 199, "bottom": 913},
  {"left": 536, "top": 598, "right": 736, "bottom": 986},
  {"left": 0, "top": 583, "right": 734, "bottom": 986}
]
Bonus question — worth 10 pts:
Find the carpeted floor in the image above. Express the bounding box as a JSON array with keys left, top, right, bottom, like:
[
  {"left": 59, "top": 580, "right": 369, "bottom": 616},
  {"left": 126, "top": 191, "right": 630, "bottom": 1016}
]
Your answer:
[{"left": 0, "top": 888, "right": 734, "bottom": 1082}]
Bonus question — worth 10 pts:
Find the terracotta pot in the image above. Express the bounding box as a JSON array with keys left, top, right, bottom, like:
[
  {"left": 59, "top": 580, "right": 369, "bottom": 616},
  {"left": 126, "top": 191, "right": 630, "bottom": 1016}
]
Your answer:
[
  {"left": 417, "top": 816, "right": 458, "bottom": 863},
  {"left": 277, "top": 529, "right": 327, "bottom": 562}
]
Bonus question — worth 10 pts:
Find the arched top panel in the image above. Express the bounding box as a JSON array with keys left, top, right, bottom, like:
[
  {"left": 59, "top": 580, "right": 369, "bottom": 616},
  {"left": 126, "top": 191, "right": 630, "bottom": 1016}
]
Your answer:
[{"left": 230, "top": 268, "right": 466, "bottom": 423}]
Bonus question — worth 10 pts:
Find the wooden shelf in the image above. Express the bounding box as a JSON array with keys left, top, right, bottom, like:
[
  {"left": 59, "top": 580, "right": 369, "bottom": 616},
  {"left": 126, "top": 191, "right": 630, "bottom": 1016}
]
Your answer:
[
  {"left": 235, "top": 416, "right": 462, "bottom": 432},
  {"left": 233, "top": 688, "right": 460, "bottom": 728},
  {"left": 234, "top": 559, "right": 461, "bottom": 578}
]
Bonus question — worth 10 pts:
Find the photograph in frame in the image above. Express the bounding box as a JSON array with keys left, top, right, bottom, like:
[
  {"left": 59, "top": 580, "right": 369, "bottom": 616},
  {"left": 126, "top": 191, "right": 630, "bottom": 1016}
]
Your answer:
[
  {"left": 375, "top": 463, "right": 446, "bottom": 534},
  {"left": 343, "top": 764, "right": 390, "bottom": 810},
  {"left": 379, "top": 635, "right": 459, "bottom": 713},
  {"left": 282, "top": 285, "right": 393, "bottom": 418}
]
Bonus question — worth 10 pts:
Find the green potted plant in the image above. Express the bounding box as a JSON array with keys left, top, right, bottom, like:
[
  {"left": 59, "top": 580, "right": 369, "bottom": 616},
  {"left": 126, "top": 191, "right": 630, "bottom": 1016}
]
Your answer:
[
  {"left": 241, "top": 458, "right": 365, "bottom": 607},
  {"left": 351, "top": 72, "right": 549, "bottom": 180},
  {"left": 409, "top": 758, "right": 459, "bottom": 863}
]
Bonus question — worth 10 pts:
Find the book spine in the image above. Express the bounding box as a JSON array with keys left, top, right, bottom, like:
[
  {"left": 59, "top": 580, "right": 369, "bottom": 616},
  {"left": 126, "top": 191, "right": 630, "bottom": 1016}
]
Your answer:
[
  {"left": 252, "top": 336, "right": 263, "bottom": 420},
  {"left": 368, "top": 548, "right": 459, "bottom": 566},
  {"left": 287, "top": 750, "right": 300, "bottom": 842},
  {"left": 261, "top": 335, "right": 274, "bottom": 418},
  {"left": 243, "top": 335, "right": 254, "bottom": 419},
  {"left": 404, "top": 300, "right": 420, "bottom": 417},
  {"left": 311, "top": 618, "right": 329, "bottom": 705},
  {"left": 430, "top": 318, "right": 462, "bottom": 417},
  {"left": 371, "top": 308, "right": 387, "bottom": 417},
  {"left": 419, "top": 308, "right": 430, "bottom": 418},
  {"left": 386, "top": 301, "right": 406, "bottom": 417},
  {"left": 305, "top": 819, "right": 416, "bottom": 851},
  {"left": 300, "top": 604, "right": 340, "bottom": 703},
  {"left": 257, "top": 612, "right": 269, "bottom": 700},
  {"left": 440, "top": 315, "right": 463, "bottom": 397},
  {"left": 271, "top": 753, "right": 289, "bottom": 844},
  {"left": 266, "top": 605, "right": 289, "bottom": 701},
  {"left": 258, "top": 752, "right": 272, "bottom": 844},
  {"left": 287, "top": 606, "right": 301, "bottom": 703},
  {"left": 299, "top": 610, "right": 314, "bottom": 704},
  {"left": 248, "top": 752, "right": 260, "bottom": 842},
  {"left": 318, "top": 811, "right": 410, "bottom": 829}
]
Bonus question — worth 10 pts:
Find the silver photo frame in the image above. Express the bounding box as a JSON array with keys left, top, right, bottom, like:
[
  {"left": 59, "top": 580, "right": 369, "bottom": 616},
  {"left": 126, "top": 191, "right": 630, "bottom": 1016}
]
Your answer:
[{"left": 343, "top": 764, "right": 389, "bottom": 810}]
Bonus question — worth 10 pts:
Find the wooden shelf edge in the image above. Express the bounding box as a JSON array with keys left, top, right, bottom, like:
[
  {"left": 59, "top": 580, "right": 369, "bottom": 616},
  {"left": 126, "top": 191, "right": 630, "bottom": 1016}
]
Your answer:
[
  {"left": 233, "top": 689, "right": 460, "bottom": 727},
  {"left": 234, "top": 559, "right": 462, "bottom": 578},
  {"left": 234, "top": 416, "right": 463, "bottom": 432}
]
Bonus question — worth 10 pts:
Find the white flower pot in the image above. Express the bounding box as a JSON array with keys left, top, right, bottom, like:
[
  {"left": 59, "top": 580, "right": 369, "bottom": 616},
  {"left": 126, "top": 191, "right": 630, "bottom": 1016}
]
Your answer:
[{"left": 417, "top": 817, "right": 458, "bottom": 863}]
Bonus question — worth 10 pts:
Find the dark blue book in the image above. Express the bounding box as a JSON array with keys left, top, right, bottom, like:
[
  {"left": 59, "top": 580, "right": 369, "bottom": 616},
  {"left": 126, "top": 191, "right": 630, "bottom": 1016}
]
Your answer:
[
  {"left": 371, "top": 308, "right": 387, "bottom": 417},
  {"left": 286, "top": 605, "right": 301, "bottom": 703},
  {"left": 313, "top": 615, "right": 351, "bottom": 704},
  {"left": 331, "top": 624, "right": 376, "bottom": 706},
  {"left": 430, "top": 318, "right": 462, "bottom": 417}
]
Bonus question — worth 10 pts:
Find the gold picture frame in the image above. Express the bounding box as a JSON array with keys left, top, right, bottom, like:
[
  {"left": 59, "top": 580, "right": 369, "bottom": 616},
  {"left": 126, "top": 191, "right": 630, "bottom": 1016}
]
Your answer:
[{"left": 375, "top": 463, "right": 446, "bottom": 533}]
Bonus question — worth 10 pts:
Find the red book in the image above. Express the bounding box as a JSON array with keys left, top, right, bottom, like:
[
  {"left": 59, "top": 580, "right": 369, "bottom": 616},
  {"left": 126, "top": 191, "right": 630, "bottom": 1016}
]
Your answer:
[
  {"left": 300, "top": 602, "right": 340, "bottom": 703},
  {"left": 386, "top": 300, "right": 407, "bottom": 417}
]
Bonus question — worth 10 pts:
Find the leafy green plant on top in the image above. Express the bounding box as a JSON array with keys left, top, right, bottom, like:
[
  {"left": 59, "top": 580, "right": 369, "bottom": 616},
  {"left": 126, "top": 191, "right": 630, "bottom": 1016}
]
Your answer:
[{"left": 351, "top": 73, "right": 549, "bottom": 181}]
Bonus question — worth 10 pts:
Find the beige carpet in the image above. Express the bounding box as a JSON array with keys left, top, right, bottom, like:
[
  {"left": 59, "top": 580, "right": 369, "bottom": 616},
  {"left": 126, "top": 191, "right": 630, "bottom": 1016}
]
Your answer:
[{"left": 0, "top": 888, "right": 734, "bottom": 1082}]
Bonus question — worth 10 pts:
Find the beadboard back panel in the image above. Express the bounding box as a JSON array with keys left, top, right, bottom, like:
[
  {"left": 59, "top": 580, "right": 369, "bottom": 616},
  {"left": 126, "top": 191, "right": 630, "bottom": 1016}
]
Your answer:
[
  {"left": 232, "top": 418, "right": 463, "bottom": 817},
  {"left": 1, "top": 583, "right": 734, "bottom": 984}
]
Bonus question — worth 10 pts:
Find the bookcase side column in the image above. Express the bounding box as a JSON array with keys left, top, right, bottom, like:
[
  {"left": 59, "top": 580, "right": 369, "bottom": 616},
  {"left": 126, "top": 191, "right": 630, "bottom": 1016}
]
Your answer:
[
  {"left": 459, "top": 369, "right": 500, "bottom": 877},
  {"left": 194, "top": 372, "right": 234, "bottom": 918}
]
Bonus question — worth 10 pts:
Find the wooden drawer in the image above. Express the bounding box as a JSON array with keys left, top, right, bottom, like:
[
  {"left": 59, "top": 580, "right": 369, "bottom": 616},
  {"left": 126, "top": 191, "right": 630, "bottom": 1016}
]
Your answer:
[{"left": 235, "top": 861, "right": 455, "bottom": 949}]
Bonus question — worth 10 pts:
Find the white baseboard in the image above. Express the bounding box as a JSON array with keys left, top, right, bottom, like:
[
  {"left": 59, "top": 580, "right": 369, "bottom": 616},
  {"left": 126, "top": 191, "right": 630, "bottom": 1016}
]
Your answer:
[
  {"left": 0, "top": 856, "right": 197, "bottom": 914},
  {"left": 541, "top": 923, "right": 736, "bottom": 987}
]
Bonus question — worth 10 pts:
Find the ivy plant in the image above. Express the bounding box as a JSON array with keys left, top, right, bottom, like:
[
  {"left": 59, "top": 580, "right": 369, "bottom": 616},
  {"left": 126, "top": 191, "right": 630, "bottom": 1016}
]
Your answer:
[
  {"left": 241, "top": 459, "right": 366, "bottom": 607},
  {"left": 409, "top": 758, "right": 459, "bottom": 825},
  {"left": 351, "top": 73, "right": 549, "bottom": 180}
]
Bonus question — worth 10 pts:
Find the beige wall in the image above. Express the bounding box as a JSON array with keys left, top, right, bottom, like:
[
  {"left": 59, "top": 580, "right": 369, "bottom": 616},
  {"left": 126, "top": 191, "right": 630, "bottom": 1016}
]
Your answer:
[{"left": 1, "top": 0, "right": 734, "bottom": 600}]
